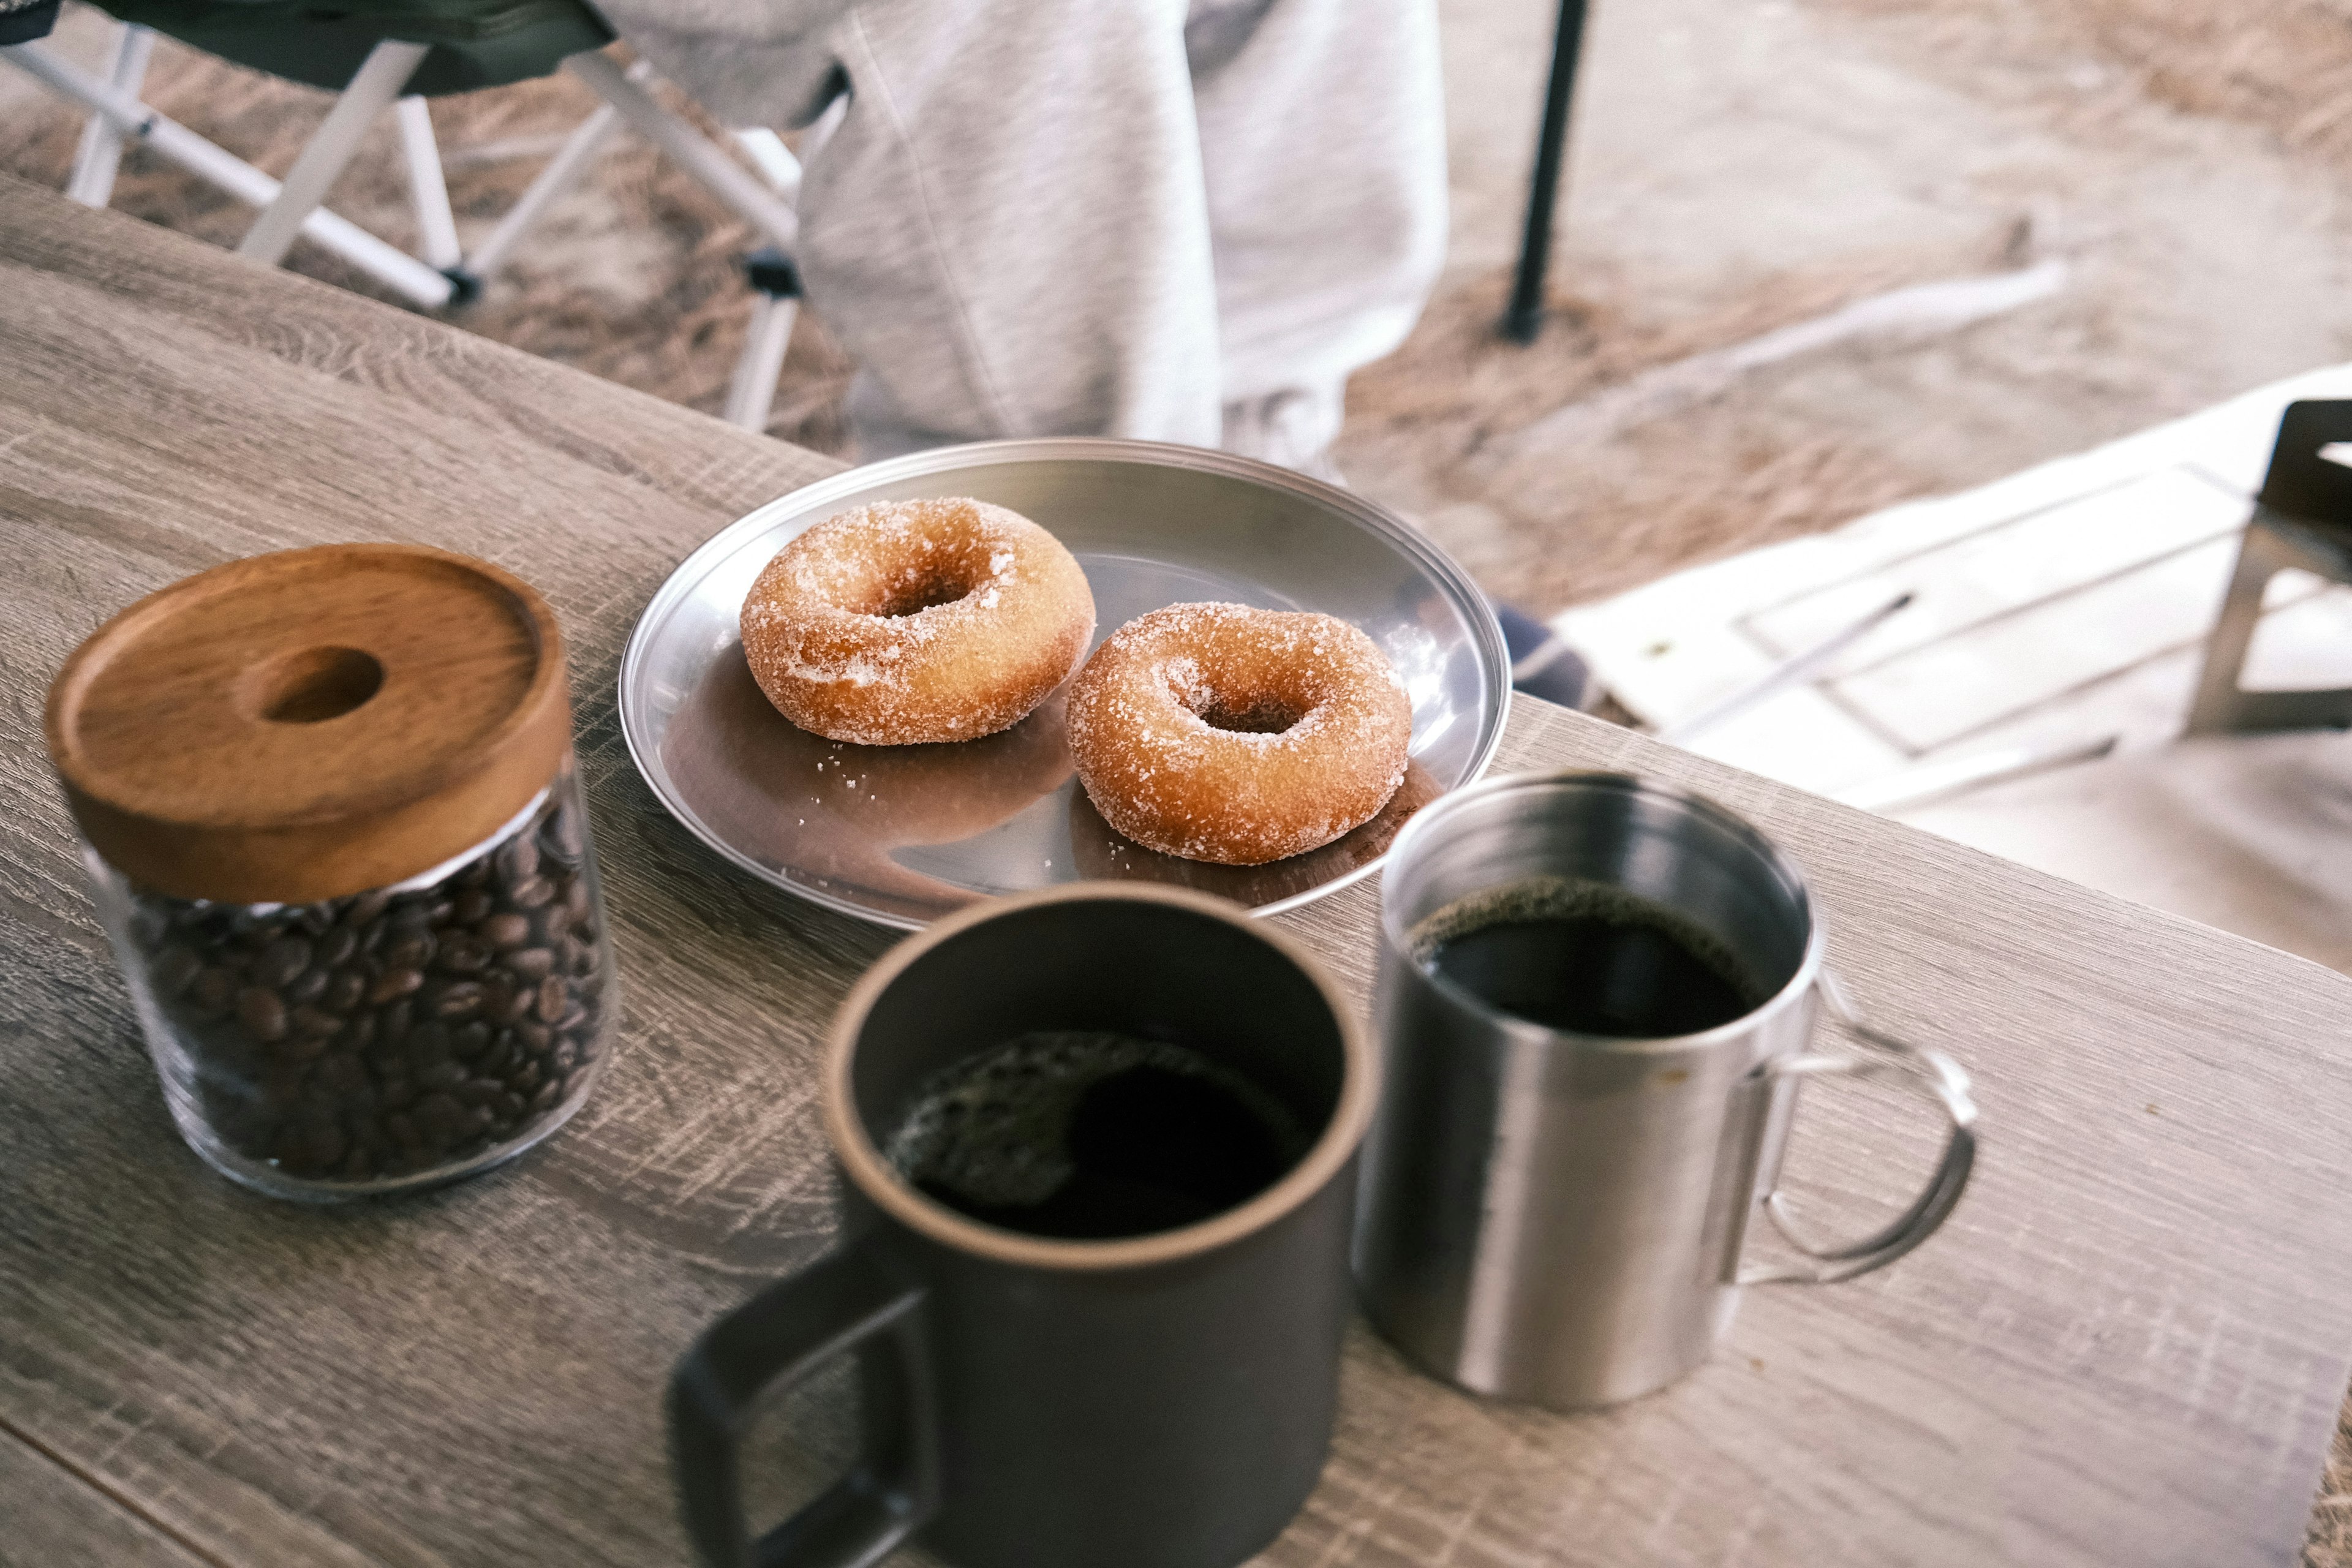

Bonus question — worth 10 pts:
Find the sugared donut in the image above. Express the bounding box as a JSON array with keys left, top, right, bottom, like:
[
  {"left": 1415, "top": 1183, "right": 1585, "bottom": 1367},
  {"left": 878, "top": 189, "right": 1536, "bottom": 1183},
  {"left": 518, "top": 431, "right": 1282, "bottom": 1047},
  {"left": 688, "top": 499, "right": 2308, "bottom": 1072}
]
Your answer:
[
  {"left": 741, "top": 497, "right": 1095, "bottom": 745},
  {"left": 1066, "top": 602, "right": 1413, "bottom": 865}
]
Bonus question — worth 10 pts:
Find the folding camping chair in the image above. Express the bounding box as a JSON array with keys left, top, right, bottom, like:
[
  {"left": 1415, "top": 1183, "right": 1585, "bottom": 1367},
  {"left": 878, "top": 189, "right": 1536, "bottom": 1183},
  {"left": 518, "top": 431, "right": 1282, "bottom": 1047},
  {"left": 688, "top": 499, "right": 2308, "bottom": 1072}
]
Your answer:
[{"left": 2, "top": 0, "right": 818, "bottom": 431}]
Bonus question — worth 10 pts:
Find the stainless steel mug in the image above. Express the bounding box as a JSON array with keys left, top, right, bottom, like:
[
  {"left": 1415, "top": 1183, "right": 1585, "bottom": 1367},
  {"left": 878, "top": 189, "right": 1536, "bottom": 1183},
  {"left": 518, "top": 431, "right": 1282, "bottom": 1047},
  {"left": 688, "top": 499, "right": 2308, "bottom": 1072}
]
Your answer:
[
  {"left": 670, "top": 883, "right": 1376, "bottom": 1568},
  {"left": 1354, "top": 771, "right": 1976, "bottom": 1409}
]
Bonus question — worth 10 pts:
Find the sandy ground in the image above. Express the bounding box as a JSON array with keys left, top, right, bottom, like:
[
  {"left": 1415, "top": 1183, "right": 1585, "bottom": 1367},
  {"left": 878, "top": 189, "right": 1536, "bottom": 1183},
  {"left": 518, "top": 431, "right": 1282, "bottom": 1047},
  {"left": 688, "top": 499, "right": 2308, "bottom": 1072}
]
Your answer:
[{"left": 9, "top": 0, "right": 2352, "bottom": 1557}]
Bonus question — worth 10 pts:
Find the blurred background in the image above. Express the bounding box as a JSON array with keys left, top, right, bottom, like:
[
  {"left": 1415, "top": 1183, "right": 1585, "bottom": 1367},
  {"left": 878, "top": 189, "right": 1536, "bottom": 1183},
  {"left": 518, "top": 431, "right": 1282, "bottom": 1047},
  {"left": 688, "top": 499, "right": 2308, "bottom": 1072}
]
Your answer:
[{"left": 12, "top": 0, "right": 2351, "bottom": 618}]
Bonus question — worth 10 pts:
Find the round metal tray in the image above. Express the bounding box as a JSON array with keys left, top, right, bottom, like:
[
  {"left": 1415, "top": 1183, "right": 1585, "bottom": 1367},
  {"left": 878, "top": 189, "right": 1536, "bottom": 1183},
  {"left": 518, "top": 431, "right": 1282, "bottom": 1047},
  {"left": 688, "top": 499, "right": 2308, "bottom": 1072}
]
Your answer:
[{"left": 619, "top": 439, "right": 1510, "bottom": 928}]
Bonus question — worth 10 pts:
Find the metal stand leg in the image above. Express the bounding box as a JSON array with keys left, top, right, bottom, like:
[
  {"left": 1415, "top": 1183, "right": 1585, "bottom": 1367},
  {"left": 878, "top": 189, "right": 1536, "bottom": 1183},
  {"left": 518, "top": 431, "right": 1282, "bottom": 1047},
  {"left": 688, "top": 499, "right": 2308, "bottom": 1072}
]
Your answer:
[
  {"left": 64, "top": 21, "right": 151, "bottom": 207},
  {"left": 238, "top": 39, "right": 429, "bottom": 266},
  {"left": 453, "top": 95, "right": 626, "bottom": 298},
  {"left": 2, "top": 41, "right": 453, "bottom": 306},
  {"left": 2183, "top": 511, "right": 2352, "bottom": 734},
  {"left": 396, "top": 95, "right": 461, "bottom": 271},
  {"left": 1502, "top": 0, "right": 1591, "bottom": 344},
  {"left": 723, "top": 251, "right": 801, "bottom": 432},
  {"left": 564, "top": 49, "right": 800, "bottom": 251}
]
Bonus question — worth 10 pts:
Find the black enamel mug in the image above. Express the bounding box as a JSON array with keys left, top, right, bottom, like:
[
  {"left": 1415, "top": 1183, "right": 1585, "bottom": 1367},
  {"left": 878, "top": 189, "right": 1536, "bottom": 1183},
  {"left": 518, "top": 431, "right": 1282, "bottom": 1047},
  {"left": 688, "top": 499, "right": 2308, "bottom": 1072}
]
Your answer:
[{"left": 669, "top": 883, "right": 1377, "bottom": 1568}]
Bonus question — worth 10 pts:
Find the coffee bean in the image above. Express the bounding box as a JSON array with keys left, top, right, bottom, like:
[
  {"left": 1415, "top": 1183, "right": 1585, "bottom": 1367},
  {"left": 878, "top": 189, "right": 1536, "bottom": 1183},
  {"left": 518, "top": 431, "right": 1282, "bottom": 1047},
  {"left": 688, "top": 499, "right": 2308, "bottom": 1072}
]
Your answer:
[
  {"left": 436, "top": 932, "right": 491, "bottom": 975},
  {"left": 507, "top": 946, "right": 555, "bottom": 982},
  {"left": 432, "top": 981, "right": 486, "bottom": 1021},
  {"left": 379, "top": 1077, "right": 416, "bottom": 1112},
  {"left": 284, "top": 966, "right": 328, "bottom": 1008},
  {"left": 289, "top": 1005, "right": 340, "bottom": 1039},
  {"left": 341, "top": 1012, "right": 376, "bottom": 1052},
  {"left": 500, "top": 832, "right": 541, "bottom": 882},
  {"left": 480, "top": 1035, "right": 519, "bottom": 1077},
  {"left": 563, "top": 876, "right": 591, "bottom": 923},
  {"left": 379, "top": 997, "right": 413, "bottom": 1045},
  {"left": 295, "top": 906, "right": 335, "bottom": 937},
  {"left": 545, "top": 802, "right": 585, "bottom": 862},
  {"left": 322, "top": 969, "right": 367, "bottom": 1014},
  {"left": 383, "top": 932, "right": 435, "bottom": 971},
  {"left": 418, "top": 1060, "right": 466, "bottom": 1092},
  {"left": 456, "top": 1077, "right": 504, "bottom": 1108},
  {"left": 552, "top": 1040, "right": 579, "bottom": 1073},
  {"left": 508, "top": 876, "right": 555, "bottom": 911},
  {"left": 515, "top": 1020, "right": 552, "bottom": 1053},
  {"left": 253, "top": 937, "right": 312, "bottom": 989},
  {"left": 453, "top": 1022, "right": 492, "bottom": 1059},
  {"left": 534, "top": 977, "right": 568, "bottom": 1025},
  {"left": 512, "top": 1061, "right": 544, "bottom": 1093},
  {"left": 529, "top": 1079, "right": 564, "bottom": 1112},
  {"left": 475, "top": 982, "right": 522, "bottom": 1030},
  {"left": 369, "top": 967, "right": 424, "bottom": 1005},
  {"left": 340, "top": 889, "right": 392, "bottom": 928},
  {"left": 534, "top": 905, "right": 572, "bottom": 946},
  {"left": 315, "top": 926, "right": 359, "bottom": 970},
  {"left": 453, "top": 889, "right": 494, "bottom": 925},
  {"left": 236, "top": 988, "right": 287, "bottom": 1042},
  {"left": 457, "top": 859, "right": 493, "bottom": 890},
  {"left": 480, "top": 912, "right": 532, "bottom": 950}
]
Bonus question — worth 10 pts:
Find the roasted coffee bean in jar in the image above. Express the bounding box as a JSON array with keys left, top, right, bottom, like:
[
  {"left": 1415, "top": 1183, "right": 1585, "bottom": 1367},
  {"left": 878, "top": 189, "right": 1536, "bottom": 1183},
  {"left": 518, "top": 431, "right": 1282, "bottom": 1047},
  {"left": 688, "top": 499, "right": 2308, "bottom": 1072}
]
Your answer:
[{"left": 45, "top": 544, "right": 618, "bottom": 1201}]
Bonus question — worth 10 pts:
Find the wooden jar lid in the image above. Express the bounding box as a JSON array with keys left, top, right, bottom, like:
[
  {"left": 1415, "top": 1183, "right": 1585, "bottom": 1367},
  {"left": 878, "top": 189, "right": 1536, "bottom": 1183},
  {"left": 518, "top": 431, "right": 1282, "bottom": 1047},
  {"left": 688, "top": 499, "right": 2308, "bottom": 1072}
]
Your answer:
[{"left": 45, "top": 545, "right": 572, "bottom": 905}]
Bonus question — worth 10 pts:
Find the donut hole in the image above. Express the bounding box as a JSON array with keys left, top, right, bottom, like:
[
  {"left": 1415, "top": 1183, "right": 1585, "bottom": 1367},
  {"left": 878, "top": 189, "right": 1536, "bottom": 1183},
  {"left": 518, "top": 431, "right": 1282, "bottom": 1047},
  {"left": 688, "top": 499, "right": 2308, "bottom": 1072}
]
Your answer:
[
  {"left": 873, "top": 570, "right": 976, "bottom": 619},
  {"left": 1192, "top": 695, "right": 1305, "bottom": 734},
  {"left": 857, "top": 534, "right": 1005, "bottom": 619}
]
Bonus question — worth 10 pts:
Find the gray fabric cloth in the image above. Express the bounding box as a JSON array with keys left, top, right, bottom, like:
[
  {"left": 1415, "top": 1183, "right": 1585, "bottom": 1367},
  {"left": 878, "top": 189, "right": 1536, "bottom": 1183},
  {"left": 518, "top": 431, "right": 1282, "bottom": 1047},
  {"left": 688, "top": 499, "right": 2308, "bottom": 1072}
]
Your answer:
[{"left": 598, "top": 0, "right": 1446, "bottom": 469}]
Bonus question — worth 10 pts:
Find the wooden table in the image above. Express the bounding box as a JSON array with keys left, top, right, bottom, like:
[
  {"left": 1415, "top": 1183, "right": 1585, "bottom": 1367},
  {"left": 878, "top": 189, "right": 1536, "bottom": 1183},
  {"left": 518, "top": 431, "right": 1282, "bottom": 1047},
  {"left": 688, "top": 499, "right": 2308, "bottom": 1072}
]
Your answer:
[{"left": 6, "top": 171, "right": 2352, "bottom": 1568}]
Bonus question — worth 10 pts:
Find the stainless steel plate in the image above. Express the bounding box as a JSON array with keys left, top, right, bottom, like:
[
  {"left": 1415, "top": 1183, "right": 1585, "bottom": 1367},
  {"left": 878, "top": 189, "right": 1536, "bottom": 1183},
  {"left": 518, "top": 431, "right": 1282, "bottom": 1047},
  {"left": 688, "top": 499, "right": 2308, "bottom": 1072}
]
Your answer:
[{"left": 619, "top": 439, "right": 1510, "bottom": 929}]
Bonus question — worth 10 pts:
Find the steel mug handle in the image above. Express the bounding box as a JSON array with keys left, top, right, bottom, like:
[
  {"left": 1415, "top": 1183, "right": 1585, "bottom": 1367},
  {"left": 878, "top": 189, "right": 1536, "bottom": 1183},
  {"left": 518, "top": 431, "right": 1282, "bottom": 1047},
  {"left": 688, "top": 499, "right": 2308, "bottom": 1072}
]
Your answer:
[
  {"left": 669, "top": 1243, "right": 942, "bottom": 1567},
  {"left": 1737, "top": 968, "right": 1979, "bottom": 1286}
]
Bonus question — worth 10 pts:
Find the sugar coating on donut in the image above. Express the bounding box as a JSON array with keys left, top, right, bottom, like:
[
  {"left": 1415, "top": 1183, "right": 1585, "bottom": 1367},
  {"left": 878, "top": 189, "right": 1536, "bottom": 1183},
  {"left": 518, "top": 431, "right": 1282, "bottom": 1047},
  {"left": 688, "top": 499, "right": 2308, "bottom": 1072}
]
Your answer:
[
  {"left": 741, "top": 497, "right": 1095, "bottom": 745},
  {"left": 1066, "top": 602, "right": 1412, "bottom": 864}
]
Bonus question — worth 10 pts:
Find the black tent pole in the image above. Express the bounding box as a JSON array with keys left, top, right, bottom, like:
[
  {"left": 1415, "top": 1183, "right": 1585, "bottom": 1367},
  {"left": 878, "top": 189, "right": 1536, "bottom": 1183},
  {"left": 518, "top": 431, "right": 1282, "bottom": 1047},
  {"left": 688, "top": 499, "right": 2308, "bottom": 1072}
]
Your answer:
[{"left": 1501, "top": 0, "right": 1592, "bottom": 344}]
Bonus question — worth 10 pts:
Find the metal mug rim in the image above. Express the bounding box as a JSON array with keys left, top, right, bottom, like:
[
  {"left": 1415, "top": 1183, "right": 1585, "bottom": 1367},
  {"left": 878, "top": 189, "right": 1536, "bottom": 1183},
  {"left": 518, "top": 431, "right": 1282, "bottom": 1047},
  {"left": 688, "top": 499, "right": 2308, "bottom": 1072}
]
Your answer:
[
  {"left": 824, "top": 881, "right": 1379, "bottom": 1273},
  {"left": 1377, "top": 769, "right": 1826, "bottom": 1055}
]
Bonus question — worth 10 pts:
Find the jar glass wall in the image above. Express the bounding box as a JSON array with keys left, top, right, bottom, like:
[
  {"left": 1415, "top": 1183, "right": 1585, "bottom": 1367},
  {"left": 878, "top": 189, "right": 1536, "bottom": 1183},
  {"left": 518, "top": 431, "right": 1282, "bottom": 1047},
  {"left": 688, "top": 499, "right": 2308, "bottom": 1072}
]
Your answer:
[{"left": 84, "top": 755, "right": 616, "bottom": 1201}]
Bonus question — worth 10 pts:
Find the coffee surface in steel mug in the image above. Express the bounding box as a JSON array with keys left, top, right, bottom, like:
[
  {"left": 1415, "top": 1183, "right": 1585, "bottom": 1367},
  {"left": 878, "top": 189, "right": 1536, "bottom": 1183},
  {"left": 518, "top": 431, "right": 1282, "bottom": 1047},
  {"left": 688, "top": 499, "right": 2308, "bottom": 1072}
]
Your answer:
[
  {"left": 670, "top": 883, "right": 1376, "bottom": 1568},
  {"left": 1354, "top": 772, "right": 1977, "bottom": 1410}
]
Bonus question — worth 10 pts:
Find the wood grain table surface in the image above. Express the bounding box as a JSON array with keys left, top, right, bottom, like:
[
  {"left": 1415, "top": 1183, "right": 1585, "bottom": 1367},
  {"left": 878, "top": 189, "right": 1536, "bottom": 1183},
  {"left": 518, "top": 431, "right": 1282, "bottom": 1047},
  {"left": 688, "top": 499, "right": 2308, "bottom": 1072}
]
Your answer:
[{"left": 7, "top": 171, "right": 2352, "bottom": 1568}]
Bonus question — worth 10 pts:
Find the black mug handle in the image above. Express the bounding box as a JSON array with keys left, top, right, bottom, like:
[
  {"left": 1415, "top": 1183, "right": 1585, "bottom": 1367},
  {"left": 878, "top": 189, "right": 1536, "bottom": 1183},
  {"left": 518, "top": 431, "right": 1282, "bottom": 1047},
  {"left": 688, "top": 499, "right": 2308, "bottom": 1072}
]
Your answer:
[{"left": 669, "top": 1243, "right": 941, "bottom": 1568}]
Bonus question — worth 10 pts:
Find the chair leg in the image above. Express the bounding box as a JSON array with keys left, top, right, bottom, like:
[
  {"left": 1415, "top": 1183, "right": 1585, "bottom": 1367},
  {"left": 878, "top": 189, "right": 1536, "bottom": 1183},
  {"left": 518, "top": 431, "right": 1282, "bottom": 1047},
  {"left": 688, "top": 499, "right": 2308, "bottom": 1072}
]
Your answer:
[
  {"left": 2184, "top": 511, "right": 2352, "bottom": 734},
  {"left": 64, "top": 21, "right": 151, "bottom": 208},
  {"left": 454, "top": 96, "right": 626, "bottom": 296},
  {"left": 395, "top": 95, "right": 462, "bottom": 271},
  {"left": 724, "top": 257, "right": 801, "bottom": 431},
  {"left": 2, "top": 40, "right": 453, "bottom": 306},
  {"left": 563, "top": 48, "right": 800, "bottom": 251},
  {"left": 238, "top": 39, "right": 429, "bottom": 266}
]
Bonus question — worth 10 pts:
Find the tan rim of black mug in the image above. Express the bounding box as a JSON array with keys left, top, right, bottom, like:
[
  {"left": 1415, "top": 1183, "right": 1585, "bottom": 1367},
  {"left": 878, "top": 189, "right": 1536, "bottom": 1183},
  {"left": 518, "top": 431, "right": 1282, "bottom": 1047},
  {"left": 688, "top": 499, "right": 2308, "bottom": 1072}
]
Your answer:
[{"left": 824, "top": 881, "right": 1379, "bottom": 1273}]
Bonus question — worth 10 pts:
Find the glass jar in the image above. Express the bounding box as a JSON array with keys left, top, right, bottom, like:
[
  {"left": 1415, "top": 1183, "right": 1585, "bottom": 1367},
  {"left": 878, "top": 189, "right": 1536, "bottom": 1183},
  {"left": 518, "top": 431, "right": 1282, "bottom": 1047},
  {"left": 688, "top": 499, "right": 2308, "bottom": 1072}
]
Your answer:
[{"left": 46, "top": 544, "right": 618, "bottom": 1200}]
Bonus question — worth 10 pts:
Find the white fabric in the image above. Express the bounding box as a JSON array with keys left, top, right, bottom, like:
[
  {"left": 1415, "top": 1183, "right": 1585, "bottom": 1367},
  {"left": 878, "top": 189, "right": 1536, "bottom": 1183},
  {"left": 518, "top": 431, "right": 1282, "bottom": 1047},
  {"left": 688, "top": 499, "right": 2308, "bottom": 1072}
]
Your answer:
[{"left": 598, "top": 0, "right": 1447, "bottom": 469}]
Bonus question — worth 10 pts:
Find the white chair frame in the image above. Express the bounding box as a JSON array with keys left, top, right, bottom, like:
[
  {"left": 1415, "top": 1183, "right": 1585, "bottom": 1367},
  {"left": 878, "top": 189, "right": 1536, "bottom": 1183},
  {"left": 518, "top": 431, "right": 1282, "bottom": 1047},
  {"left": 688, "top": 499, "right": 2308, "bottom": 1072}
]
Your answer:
[{"left": 3, "top": 23, "right": 824, "bottom": 432}]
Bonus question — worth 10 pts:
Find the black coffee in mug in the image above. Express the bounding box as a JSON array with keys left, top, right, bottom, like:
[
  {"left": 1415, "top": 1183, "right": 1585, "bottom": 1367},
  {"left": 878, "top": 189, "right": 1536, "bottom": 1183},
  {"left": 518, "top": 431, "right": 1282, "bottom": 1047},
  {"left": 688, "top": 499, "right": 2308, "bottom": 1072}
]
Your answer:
[
  {"left": 883, "top": 1032, "right": 1311, "bottom": 1240},
  {"left": 1411, "top": 875, "right": 1763, "bottom": 1038}
]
